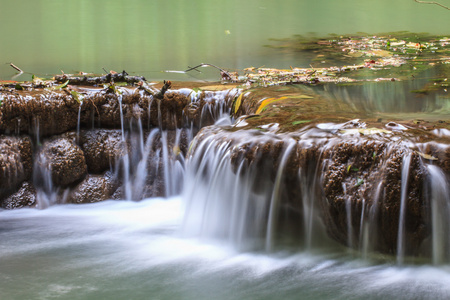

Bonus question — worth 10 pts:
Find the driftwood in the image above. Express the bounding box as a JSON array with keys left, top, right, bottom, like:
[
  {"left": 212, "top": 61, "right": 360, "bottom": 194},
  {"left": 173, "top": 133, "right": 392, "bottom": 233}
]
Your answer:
[
  {"left": 414, "top": 0, "right": 450, "bottom": 10},
  {"left": 54, "top": 70, "right": 146, "bottom": 85}
]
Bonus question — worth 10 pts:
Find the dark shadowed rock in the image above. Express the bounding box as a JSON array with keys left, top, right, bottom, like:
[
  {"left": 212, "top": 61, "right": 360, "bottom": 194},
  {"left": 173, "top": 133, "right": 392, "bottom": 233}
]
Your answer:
[
  {"left": 1, "top": 181, "right": 36, "bottom": 209},
  {"left": 0, "top": 135, "right": 33, "bottom": 198}
]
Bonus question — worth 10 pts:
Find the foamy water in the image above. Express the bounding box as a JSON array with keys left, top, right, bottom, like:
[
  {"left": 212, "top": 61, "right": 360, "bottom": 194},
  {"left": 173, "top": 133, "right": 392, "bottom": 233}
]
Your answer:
[{"left": 1, "top": 198, "right": 450, "bottom": 300}]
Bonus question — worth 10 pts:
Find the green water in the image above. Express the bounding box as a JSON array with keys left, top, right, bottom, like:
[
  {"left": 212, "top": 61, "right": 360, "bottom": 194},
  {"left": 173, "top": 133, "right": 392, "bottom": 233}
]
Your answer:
[{"left": 1, "top": 0, "right": 450, "bottom": 81}]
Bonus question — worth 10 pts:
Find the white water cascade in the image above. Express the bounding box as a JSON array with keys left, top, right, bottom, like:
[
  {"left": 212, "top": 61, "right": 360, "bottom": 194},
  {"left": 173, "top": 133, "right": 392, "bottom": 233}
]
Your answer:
[
  {"left": 427, "top": 164, "right": 450, "bottom": 264},
  {"left": 397, "top": 153, "right": 412, "bottom": 264}
]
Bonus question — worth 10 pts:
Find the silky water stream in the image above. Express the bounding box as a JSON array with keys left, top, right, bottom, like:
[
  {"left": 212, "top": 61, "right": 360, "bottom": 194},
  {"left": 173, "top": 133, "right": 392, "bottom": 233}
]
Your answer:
[{"left": 1, "top": 87, "right": 450, "bottom": 300}]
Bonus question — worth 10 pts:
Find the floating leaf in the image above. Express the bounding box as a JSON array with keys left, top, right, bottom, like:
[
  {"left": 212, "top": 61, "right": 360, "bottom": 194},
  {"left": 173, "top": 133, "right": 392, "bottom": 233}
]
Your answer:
[
  {"left": 234, "top": 93, "right": 244, "bottom": 114},
  {"left": 255, "top": 96, "right": 287, "bottom": 114},
  {"left": 346, "top": 165, "right": 352, "bottom": 173},
  {"left": 292, "top": 120, "right": 311, "bottom": 125}
]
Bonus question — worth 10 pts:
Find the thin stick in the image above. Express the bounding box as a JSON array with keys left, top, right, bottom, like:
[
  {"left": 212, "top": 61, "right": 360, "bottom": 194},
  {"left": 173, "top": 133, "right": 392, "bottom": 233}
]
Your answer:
[
  {"left": 185, "top": 63, "right": 233, "bottom": 79},
  {"left": 10, "top": 63, "right": 23, "bottom": 73},
  {"left": 414, "top": 0, "right": 450, "bottom": 10}
]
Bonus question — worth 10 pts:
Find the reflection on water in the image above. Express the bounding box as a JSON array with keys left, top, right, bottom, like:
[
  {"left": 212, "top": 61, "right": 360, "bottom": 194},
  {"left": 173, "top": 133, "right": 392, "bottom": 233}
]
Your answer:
[{"left": 1, "top": 198, "right": 450, "bottom": 300}]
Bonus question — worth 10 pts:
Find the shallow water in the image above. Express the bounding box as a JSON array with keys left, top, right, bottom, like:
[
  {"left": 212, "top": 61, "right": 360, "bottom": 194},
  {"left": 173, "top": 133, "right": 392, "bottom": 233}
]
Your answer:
[{"left": 1, "top": 198, "right": 450, "bottom": 300}]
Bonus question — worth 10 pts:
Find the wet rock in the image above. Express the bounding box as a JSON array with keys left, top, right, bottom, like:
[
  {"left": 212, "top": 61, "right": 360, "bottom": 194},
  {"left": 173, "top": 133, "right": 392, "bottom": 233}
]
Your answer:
[
  {"left": 1, "top": 181, "right": 36, "bottom": 209},
  {"left": 36, "top": 136, "right": 87, "bottom": 187},
  {"left": 321, "top": 139, "right": 429, "bottom": 255},
  {"left": 0, "top": 135, "right": 33, "bottom": 198},
  {"left": 79, "top": 129, "right": 126, "bottom": 173},
  {"left": 0, "top": 91, "right": 79, "bottom": 136},
  {"left": 67, "top": 172, "right": 118, "bottom": 204}
]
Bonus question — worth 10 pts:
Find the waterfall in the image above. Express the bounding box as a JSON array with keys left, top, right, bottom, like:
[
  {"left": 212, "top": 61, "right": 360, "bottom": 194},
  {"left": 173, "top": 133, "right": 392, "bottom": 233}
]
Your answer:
[
  {"left": 182, "top": 133, "right": 280, "bottom": 250},
  {"left": 397, "top": 152, "right": 412, "bottom": 264},
  {"left": 427, "top": 165, "right": 450, "bottom": 264},
  {"left": 265, "top": 140, "right": 296, "bottom": 251}
]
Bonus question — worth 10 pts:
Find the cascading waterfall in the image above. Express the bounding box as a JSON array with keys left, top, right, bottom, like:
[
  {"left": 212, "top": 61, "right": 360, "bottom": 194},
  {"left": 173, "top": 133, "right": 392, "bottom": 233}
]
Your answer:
[
  {"left": 397, "top": 152, "right": 412, "bottom": 264},
  {"left": 265, "top": 140, "right": 296, "bottom": 251},
  {"left": 427, "top": 164, "right": 450, "bottom": 264},
  {"left": 23, "top": 86, "right": 450, "bottom": 264},
  {"left": 182, "top": 133, "right": 279, "bottom": 250},
  {"left": 115, "top": 88, "right": 234, "bottom": 200}
]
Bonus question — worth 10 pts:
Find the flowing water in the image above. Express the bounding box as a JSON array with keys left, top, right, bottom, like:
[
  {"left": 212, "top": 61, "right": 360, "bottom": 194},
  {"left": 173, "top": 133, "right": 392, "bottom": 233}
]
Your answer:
[{"left": 2, "top": 198, "right": 450, "bottom": 300}]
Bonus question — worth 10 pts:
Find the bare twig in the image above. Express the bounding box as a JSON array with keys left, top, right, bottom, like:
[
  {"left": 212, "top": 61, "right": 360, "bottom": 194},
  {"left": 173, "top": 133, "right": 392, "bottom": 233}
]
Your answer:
[
  {"left": 185, "top": 63, "right": 234, "bottom": 80},
  {"left": 10, "top": 63, "right": 23, "bottom": 73},
  {"left": 414, "top": 0, "right": 450, "bottom": 10}
]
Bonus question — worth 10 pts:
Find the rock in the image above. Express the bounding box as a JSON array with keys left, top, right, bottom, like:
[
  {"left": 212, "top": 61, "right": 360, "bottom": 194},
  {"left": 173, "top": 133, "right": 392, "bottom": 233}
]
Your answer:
[
  {"left": 67, "top": 172, "right": 118, "bottom": 204},
  {"left": 320, "top": 139, "right": 429, "bottom": 255},
  {"left": 0, "top": 135, "right": 33, "bottom": 198},
  {"left": 1, "top": 181, "right": 36, "bottom": 209},
  {"left": 35, "top": 136, "right": 87, "bottom": 187},
  {"left": 0, "top": 91, "right": 79, "bottom": 136},
  {"left": 79, "top": 129, "right": 126, "bottom": 174}
]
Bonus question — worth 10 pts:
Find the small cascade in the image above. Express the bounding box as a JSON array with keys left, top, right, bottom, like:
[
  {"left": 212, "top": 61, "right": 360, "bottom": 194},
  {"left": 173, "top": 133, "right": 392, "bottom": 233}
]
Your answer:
[
  {"left": 360, "top": 181, "right": 383, "bottom": 258},
  {"left": 265, "top": 140, "right": 297, "bottom": 251},
  {"left": 33, "top": 154, "right": 58, "bottom": 209},
  {"left": 427, "top": 165, "right": 450, "bottom": 264},
  {"left": 76, "top": 101, "right": 83, "bottom": 143},
  {"left": 118, "top": 94, "right": 125, "bottom": 141},
  {"left": 182, "top": 133, "right": 279, "bottom": 250},
  {"left": 299, "top": 144, "right": 326, "bottom": 251},
  {"left": 343, "top": 184, "right": 354, "bottom": 249},
  {"left": 397, "top": 152, "right": 412, "bottom": 264}
]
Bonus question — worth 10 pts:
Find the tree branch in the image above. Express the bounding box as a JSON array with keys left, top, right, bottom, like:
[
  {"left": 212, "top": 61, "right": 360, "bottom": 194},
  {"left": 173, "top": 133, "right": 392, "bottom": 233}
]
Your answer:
[{"left": 414, "top": 0, "right": 450, "bottom": 10}]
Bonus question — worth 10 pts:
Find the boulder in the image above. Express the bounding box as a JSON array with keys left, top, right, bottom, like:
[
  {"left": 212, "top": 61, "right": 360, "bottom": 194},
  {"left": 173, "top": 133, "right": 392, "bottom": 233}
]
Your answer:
[
  {"left": 35, "top": 135, "right": 87, "bottom": 187},
  {"left": 1, "top": 181, "right": 36, "bottom": 209},
  {"left": 67, "top": 172, "right": 118, "bottom": 204},
  {"left": 79, "top": 129, "right": 126, "bottom": 174}
]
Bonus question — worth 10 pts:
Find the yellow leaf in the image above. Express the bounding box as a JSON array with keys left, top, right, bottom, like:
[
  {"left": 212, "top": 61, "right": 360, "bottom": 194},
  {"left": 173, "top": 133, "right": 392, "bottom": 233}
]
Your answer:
[
  {"left": 255, "top": 96, "right": 287, "bottom": 114},
  {"left": 234, "top": 93, "right": 244, "bottom": 114}
]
